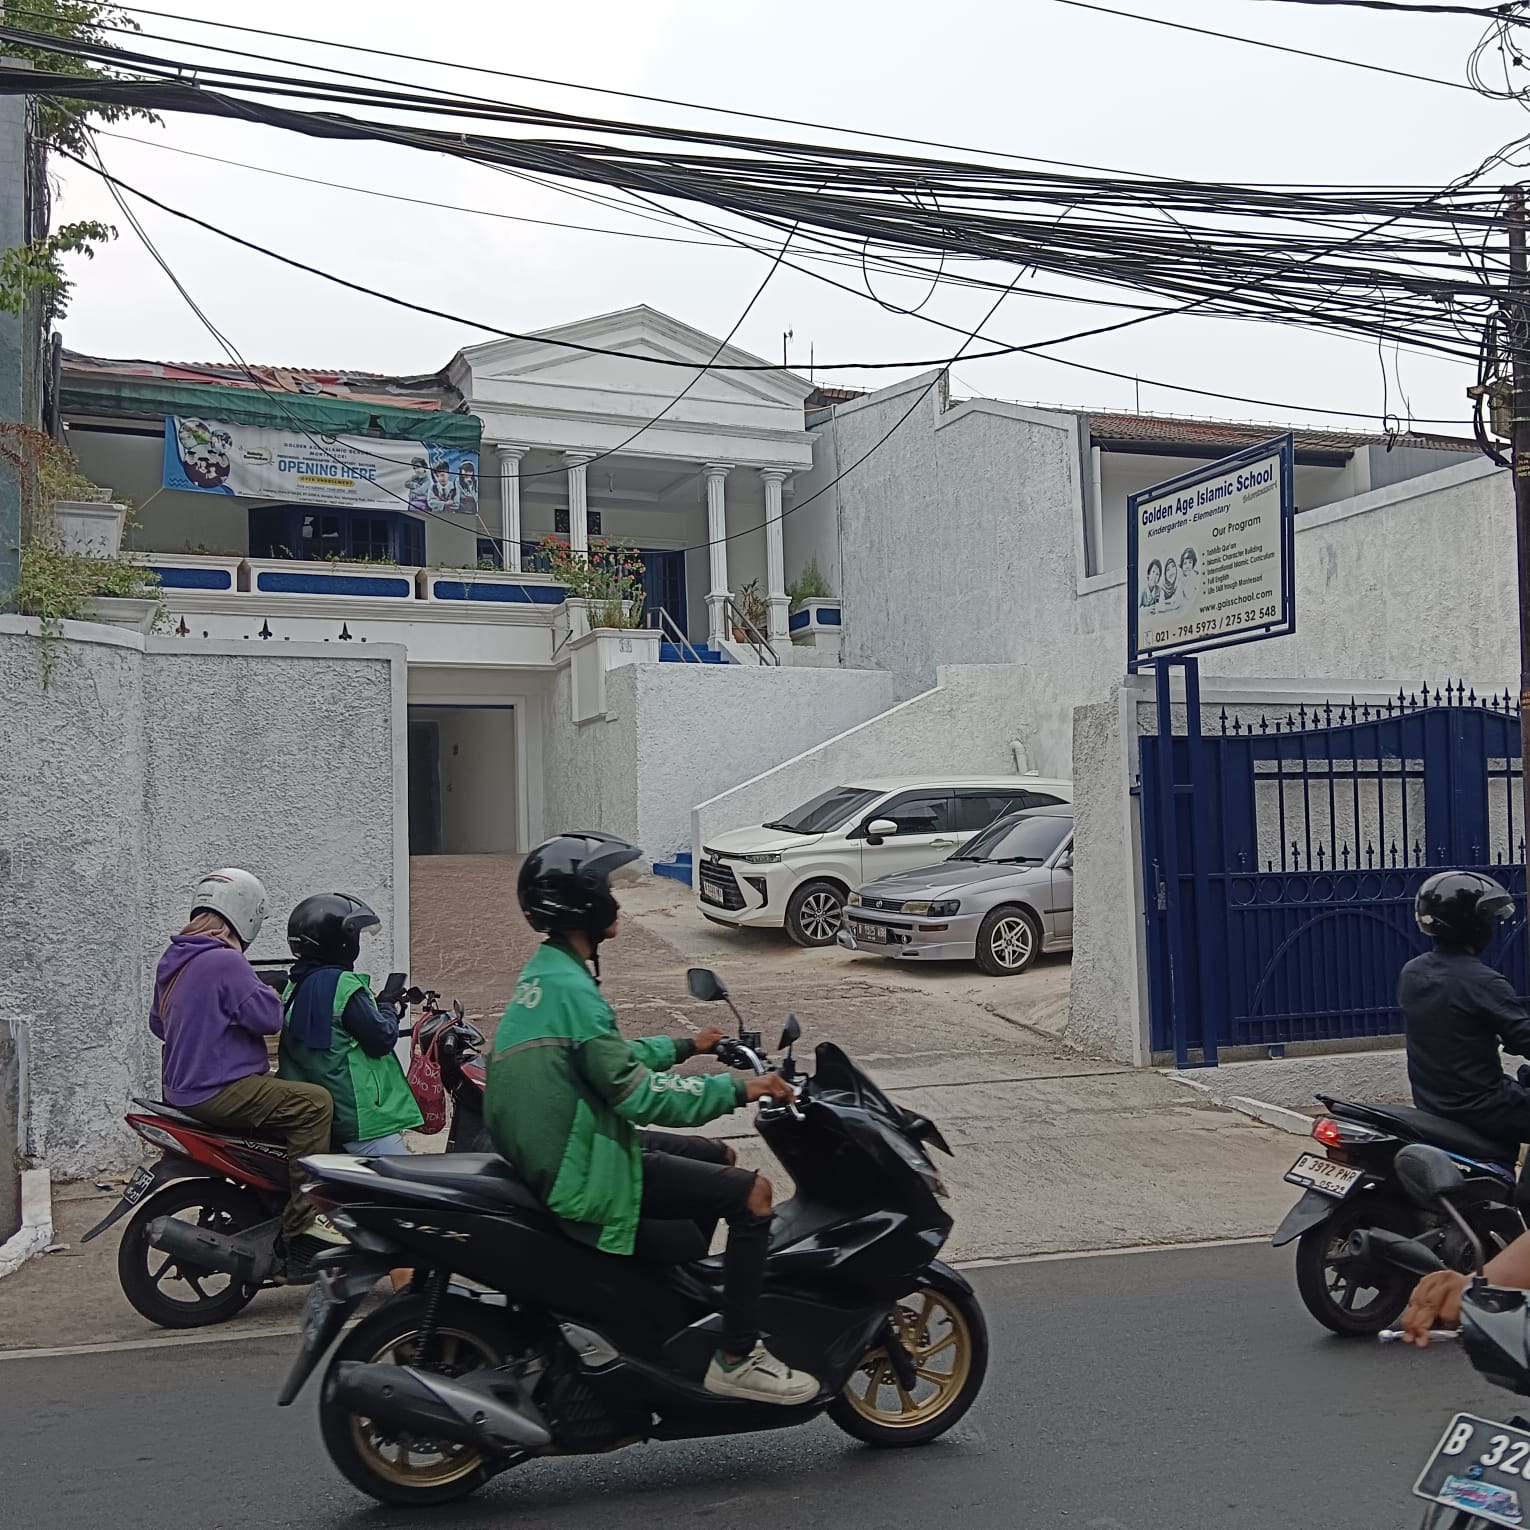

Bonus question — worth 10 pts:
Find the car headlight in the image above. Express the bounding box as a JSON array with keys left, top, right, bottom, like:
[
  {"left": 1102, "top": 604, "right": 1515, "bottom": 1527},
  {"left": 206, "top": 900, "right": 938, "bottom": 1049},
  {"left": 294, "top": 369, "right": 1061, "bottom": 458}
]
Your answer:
[
  {"left": 846, "top": 891, "right": 862, "bottom": 907},
  {"left": 929, "top": 899, "right": 961, "bottom": 917},
  {"left": 901, "top": 900, "right": 930, "bottom": 915},
  {"left": 742, "top": 852, "right": 782, "bottom": 865}
]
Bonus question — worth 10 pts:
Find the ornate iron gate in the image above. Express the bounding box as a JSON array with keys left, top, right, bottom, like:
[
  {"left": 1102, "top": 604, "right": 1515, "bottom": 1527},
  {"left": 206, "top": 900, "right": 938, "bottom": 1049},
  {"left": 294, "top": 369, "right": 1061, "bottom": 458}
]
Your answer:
[{"left": 1139, "top": 684, "right": 1527, "bottom": 1064}]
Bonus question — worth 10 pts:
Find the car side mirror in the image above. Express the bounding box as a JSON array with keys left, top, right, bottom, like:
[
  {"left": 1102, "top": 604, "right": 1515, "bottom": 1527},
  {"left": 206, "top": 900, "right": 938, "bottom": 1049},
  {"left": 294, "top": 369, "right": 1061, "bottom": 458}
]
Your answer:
[
  {"left": 687, "top": 968, "right": 728, "bottom": 1002},
  {"left": 1395, "top": 1143, "right": 1465, "bottom": 1208},
  {"left": 865, "top": 817, "right": 898, "bottom": 846},
  {"left": 1059, "top": 850, "right": 1074, "bottom": 871}
]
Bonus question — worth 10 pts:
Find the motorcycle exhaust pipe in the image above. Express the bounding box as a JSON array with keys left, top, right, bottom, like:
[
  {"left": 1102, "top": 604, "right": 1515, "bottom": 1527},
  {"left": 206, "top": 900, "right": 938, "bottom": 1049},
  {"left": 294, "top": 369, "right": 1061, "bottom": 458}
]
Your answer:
[
  {"left": 328, "top": 1363, "right": 551, "bottom": 1454},
  {"left": 146, "top": 1215, "right": 276, "bottom": 1285},
  {"left": 1344, "top": 1227, "right": 1447, "bottom": 1276}
]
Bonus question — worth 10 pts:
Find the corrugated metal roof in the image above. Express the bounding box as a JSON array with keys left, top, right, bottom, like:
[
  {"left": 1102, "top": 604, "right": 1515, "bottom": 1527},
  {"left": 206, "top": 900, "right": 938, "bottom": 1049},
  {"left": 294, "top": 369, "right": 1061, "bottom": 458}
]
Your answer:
[{"left": 1085, "top": 410, "right": 1476, "bottom": 455}]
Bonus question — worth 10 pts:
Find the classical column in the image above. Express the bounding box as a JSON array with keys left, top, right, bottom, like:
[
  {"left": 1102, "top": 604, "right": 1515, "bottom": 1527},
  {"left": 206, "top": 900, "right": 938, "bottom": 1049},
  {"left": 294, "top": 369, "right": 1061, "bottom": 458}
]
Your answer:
[
  {"left": 495, "top": 444, "right": 527, "bottom": 572},
  {"left": 703, "top": 463, "right": 733, "bottom": 649},
  {"left": 759, "top": 468, "right": 791, "bottom": 643},
  {"left": 564, "top": 451, "right": 595, "bottom": 556}
]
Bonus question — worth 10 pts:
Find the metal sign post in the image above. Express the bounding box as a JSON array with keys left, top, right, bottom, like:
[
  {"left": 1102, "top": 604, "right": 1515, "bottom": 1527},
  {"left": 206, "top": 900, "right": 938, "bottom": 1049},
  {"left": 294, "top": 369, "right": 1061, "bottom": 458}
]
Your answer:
[{"left": 1128, "top": 436, "right": 1298, "bottom": 1067}]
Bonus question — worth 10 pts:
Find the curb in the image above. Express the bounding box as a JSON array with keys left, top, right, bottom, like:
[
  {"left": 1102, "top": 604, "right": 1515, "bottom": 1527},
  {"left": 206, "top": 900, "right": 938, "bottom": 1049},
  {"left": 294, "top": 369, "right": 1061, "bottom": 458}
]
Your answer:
[
  {"left": 1166, "top": 1072, "right": 1314, "bottom": 1138},
  {"left": 0, "top": 1168, "right": 54, "bottom": 1280}
]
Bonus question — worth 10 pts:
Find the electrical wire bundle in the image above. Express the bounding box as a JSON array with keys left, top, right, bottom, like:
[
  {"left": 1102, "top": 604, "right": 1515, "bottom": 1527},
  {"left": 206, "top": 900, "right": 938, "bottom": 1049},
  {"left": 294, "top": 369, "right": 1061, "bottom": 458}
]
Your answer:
[{"left": 0, "top": 17, "right": 1513, "bottom": 376}]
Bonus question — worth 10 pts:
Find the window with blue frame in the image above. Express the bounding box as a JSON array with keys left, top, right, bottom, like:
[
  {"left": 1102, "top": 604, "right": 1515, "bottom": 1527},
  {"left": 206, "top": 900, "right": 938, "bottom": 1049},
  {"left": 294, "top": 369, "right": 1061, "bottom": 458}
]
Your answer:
[{"left": 249, "top": 506, "right": 426, "bottom": 566}]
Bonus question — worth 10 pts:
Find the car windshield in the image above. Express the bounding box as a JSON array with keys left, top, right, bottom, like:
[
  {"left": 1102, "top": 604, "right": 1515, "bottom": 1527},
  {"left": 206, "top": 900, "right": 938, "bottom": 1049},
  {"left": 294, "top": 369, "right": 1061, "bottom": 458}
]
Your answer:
[
  {"left": 950, "top": 813, "right": 1072, "bottom": 864},
  {"left": 763, "top": 786, "right": 882, "bottom": 835}
]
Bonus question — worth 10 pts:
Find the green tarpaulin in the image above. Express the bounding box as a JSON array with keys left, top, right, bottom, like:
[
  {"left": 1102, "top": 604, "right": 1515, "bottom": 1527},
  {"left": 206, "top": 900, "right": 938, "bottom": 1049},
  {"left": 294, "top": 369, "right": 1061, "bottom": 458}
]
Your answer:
[{"left": 62, "top": 377, "right": 481, "bottom": 448}]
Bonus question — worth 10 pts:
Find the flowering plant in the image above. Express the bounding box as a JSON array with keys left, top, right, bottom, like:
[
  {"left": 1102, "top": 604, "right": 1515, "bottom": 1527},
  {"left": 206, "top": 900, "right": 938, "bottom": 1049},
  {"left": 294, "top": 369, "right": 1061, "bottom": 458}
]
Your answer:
[{"left": 536, "top": 534, "right": 647, "bottom": 629}]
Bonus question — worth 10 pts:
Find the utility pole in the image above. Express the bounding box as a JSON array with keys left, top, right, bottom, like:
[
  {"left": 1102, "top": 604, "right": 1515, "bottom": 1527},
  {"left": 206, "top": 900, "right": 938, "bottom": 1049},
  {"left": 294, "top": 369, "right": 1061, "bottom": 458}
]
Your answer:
[
  {"left": 0, "top": 57, "right": 25, "bottom": 608},
  {"left": 1508, "top": 186, "right": 1530, "bottom": 890}
]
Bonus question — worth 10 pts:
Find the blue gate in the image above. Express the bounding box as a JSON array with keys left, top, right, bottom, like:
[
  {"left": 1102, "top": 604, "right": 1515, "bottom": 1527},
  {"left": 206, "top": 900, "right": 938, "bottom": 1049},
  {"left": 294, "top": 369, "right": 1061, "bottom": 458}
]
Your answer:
[{"left": 1139, "top": 682, "right": 1527, "bottom": 1064}]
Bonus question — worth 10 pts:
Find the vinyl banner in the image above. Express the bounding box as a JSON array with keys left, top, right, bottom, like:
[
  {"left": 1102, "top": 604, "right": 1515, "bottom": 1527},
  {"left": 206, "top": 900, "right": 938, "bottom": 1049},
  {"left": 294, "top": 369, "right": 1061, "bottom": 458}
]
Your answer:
[{"left": 163, "top": 417, "right": 481, "bottom": 515}]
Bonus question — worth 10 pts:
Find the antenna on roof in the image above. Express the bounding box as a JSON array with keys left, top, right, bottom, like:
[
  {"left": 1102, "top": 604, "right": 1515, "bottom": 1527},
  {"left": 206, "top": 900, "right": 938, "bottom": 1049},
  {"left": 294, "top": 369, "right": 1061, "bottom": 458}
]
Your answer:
[{"left": 782, "top": 329, "right": 793, "bottom": 369}]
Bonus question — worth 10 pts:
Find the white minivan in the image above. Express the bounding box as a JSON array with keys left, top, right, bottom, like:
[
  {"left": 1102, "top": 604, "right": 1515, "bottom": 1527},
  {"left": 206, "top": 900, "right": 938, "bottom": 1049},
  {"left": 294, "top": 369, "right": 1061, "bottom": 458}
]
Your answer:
[{"left": 697, "top": 775, "right": 1074, "bottom": 946}]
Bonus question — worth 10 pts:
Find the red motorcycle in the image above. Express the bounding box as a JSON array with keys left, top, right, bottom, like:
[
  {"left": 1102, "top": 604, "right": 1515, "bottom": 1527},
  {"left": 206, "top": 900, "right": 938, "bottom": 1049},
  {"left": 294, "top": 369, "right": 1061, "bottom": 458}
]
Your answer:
[{"left": 85, "top": 970, "right": 482, "bottom": 1329}]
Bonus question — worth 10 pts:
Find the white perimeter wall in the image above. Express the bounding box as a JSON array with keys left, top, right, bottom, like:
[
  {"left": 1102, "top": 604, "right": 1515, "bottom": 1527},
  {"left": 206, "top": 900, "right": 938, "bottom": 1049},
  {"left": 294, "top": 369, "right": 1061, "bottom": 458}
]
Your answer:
[
  {"left": 692, "top": 664, "right": 1036, "bottom": 856},
  {"left": 0, "top": 619, "right": 408, "bottom": 1175},
  {"left": 541, "top": 662, "right": 896, "bottom": 861},
  {"left": 814, "top": 374, "right": 1516, "bottom": 773}
]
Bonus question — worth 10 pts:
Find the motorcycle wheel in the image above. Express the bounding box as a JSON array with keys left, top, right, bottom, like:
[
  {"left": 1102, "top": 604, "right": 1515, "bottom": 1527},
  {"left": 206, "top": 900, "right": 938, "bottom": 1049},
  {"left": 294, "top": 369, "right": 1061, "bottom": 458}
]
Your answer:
[
  {"left": 1294, "top": 1193, "right": 1419, "bottom": 1337},
  {"left": 829, "top": 1267, "right": 988, "bottom": 1448},
  {"left": 318, "top": 1293, "right": 521, "bottom": 1507},
  {"left": 117, "top": 1179, "right": 264, "bottom": 1329}
]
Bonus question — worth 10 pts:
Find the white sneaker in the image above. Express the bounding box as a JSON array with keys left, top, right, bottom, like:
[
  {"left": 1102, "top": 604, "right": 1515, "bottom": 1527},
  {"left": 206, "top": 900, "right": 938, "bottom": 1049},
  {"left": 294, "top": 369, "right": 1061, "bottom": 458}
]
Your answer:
[
  {"left": 298, "top": 1213, "right": 350, "bottom": 1247},
  {"left": 705, "top": 1342, "right": 820, "bottom": 1406}
]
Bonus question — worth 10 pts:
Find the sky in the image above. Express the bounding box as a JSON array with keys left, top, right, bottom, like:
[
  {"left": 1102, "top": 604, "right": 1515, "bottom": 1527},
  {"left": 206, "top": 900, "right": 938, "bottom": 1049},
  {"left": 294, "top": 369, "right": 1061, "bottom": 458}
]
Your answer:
[{"left": 44, "top": 0, "right": 1530, "bottom": 435}]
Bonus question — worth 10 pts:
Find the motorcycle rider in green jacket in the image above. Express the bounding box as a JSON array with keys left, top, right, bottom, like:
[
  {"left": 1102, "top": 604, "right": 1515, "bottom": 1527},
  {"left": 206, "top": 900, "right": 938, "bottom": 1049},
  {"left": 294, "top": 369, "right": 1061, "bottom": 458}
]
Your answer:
[{"left": 486, "top": 832, "right": 819, "bottom": 1406}]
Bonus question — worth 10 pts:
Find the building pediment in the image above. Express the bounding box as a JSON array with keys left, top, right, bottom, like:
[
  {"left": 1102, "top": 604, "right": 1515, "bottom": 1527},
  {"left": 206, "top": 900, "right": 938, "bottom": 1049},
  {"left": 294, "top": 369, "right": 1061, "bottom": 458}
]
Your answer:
[{"left": 452, "top": 305, "right": 813, "bottom": 414}]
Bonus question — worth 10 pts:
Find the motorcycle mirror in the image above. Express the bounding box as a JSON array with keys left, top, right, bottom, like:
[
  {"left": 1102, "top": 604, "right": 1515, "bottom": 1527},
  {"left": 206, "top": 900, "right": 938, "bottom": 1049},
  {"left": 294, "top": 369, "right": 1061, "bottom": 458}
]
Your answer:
[
  {"left": 1395, "top": 1144, "right": 1466, "bottom": 1208},
  {"left": 687, "top": 968, "right": 728, "bottom": 1002},
  {"left": 779, "top": 1014, "right": 802, "bottom": 1051}
]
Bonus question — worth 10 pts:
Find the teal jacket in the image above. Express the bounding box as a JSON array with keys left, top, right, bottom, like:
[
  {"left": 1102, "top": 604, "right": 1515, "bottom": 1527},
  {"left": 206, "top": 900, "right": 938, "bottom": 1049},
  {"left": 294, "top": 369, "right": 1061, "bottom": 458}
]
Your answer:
[
  {"left": 485, "top": 941, "right": 743, "bottom": 1254},
  {"left": 277, "top": 967, "right": 423, "bottom": 1146}
]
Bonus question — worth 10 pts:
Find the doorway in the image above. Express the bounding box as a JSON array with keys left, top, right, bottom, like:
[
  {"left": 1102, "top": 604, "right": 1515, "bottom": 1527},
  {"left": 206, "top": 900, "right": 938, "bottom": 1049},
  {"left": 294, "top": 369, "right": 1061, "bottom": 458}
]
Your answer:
[{"left": 407, "top": 705, "right": 518, "bottom": 855}]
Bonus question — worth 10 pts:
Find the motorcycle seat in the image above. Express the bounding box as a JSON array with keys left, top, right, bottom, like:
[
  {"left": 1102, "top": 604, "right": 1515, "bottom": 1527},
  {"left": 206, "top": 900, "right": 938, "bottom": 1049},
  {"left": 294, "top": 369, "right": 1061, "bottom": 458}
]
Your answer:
[
  {"left": 369, "top": 1153, "right": 546, "bottom": 1212},
  {"left": 366, "top": 1153, "right": 708, "bottom": 1263},
  {"left": 128, "top": 1096, "right": 287, "bottom": 1145},
  {"left": 1318, "top": 1096, "right": 1518, "bottom": 1163}
]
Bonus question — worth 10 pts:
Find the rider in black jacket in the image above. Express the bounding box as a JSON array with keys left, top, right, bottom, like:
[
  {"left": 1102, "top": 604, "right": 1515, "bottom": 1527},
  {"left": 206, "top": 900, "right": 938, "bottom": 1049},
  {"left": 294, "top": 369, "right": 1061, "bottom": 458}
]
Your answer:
[{"left": 1401, "top": 870, "right": 1530, "bottom": 1181}]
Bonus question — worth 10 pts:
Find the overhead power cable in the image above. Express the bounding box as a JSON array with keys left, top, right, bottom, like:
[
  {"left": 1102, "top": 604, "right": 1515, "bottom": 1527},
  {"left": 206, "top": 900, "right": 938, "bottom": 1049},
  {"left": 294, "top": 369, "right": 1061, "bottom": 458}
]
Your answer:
[
  {"left": 1043, "top": 0, "right": 1477, "bottom": 88},
  {"left": 1252, "top": 1, "right": 1526, "bottom": 17}
]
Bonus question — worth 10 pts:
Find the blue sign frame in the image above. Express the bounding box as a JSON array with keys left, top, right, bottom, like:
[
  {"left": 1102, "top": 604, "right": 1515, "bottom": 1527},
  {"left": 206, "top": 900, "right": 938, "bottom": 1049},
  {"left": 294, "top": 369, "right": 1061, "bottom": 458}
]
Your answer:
[{"left": 1126, "top": 434, "right": 1296, "bottom": 670}]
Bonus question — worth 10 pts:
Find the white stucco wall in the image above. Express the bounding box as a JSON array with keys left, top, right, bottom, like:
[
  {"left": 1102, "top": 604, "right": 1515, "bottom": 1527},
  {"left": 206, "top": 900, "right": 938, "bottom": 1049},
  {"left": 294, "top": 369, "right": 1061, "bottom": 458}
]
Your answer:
[
  {"left": 539, "top": 661, "right": 896, "bottom": 861},
  {"left": 825, "top": 373, "right": 1516, "bottom": 777},
  {"left": 0, "top": 619, "right": 408, "bottom": 1176},
  {"left": 691, "top": 664, "right": 1036, "bottom": 857}
]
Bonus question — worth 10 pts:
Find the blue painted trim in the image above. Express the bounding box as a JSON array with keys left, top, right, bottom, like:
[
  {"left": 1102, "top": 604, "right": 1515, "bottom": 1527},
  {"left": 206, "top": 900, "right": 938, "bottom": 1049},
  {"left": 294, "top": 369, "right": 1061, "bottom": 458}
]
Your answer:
[
  {"left": 788, "top": 609, "right": 809, "bottom": 633},
  {"left": 256, "top": 569, "right": 413, "bottom": 598},
  {"left": 652, "top": 854, "right": 694, "bottom": 885},
  {"left": 149, "top": 565, "right": 233, "bottom": 591},
  {"left": 816, "top": 605, "right": 842, "bottom": 627},
  {"left": 432, "top": 580, "right": 566, "bottom": 605},
  {"left": 789, "top": 603, "right": 842, "bottom": 632}
]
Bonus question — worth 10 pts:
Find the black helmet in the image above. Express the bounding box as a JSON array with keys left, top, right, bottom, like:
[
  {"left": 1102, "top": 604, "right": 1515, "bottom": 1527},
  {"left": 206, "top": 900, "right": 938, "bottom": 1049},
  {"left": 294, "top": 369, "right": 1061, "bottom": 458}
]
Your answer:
[
  {"left": 1415, "top": 870, "right": 1515, "bottom": 952},
  {"left": 288, "top": 893, "right": 380, "bottom": 967},
  {"left": 518, "top": 832, "right": 641, "bottom": 944}
]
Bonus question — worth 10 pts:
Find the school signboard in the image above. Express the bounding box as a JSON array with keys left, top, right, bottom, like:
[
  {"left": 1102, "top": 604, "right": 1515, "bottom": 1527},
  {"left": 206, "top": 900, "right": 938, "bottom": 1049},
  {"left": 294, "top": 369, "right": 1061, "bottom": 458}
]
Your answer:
[{"left": 1127, "top": 434, "right": 1296, "bottom": 667}]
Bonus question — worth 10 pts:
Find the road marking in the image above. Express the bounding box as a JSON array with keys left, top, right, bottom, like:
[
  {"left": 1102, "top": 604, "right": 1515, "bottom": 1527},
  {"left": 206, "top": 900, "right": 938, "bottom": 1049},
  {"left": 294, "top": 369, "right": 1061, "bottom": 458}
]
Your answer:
[{"left": 0, "top": 1236, "right": 1272, "bottom": 1361}]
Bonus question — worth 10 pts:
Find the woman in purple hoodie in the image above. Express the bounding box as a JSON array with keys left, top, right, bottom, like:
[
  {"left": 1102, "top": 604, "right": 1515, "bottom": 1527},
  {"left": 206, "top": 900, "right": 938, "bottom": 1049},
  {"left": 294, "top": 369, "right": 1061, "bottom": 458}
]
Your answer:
[{"left": 149, "top": 869, "right": 341, "bottom": 1255}]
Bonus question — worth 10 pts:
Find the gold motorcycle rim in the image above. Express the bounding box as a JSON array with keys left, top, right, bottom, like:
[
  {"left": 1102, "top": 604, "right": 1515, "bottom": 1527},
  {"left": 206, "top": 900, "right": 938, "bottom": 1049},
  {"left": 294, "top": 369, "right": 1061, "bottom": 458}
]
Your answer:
[
  {"left": 842, "top": 1288, "right": 972, "bottom": 1428},
  {"left": 348, "top": 1325, "right": 500, "bottom": 1489}
]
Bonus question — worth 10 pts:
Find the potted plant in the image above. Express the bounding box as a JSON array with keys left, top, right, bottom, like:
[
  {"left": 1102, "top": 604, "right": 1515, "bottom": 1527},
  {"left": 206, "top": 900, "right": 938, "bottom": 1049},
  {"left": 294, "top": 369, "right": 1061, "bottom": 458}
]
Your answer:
[
  {"left": 536, "top": 535, "right": 648, "bottom": 629},
  {"left": 732, "top": 578, "right": 769, "bottom": 643},
  {"left": 787, "top": 558, "right": 839, "bottom": 639}
]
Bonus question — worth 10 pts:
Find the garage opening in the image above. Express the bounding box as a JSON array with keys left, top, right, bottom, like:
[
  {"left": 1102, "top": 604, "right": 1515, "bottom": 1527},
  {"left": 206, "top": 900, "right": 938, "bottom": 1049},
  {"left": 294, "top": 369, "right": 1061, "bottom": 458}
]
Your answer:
[{"left": 407, "top": 705, "right": 518, "bottom": 855}]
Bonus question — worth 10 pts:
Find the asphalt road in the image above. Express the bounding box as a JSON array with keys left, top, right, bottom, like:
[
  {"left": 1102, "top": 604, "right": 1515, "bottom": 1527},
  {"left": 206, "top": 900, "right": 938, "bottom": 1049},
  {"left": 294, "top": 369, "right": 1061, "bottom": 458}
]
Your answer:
[{"left": 5, "top": 1243, "right": 1514, "bottom": 1530}]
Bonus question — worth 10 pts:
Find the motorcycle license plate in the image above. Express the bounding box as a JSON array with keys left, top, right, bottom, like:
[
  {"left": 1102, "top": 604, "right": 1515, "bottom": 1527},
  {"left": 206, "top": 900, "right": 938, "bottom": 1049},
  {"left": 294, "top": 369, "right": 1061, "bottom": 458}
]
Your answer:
[
  {"left": 1284, "top": 1152, "right": 1362, "bottom": 1198},
  {"left": 122, "top": 1165, "right": 156, "bottom": 1206},
  {"left": 1415, "top": 1413, "right": 1530, "bottom": 1527}
]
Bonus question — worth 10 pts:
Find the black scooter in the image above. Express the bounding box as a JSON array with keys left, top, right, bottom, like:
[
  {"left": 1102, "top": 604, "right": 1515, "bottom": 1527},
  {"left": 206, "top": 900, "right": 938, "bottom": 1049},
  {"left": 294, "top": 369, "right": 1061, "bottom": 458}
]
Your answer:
[
  {"left": 1384, "top": 1144, "right": 1530, "bottom": 1527},
  {"left": 277, "top": 967, "right": 987, "bottom": 1508},
  {"left": 1273, "top": 1093, "right": 1522, "bottom": 1336}
]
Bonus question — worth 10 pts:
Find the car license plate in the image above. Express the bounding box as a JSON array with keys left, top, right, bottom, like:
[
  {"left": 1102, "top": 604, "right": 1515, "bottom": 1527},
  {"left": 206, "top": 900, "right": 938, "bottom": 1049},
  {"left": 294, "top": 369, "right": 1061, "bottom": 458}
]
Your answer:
[
  {"left": 1284, "top": 1152, "right": 1362, "bottom": 1197},
  {"left": 1415, "top": 1413, "right": 1530, "bottom": 1527},
  {"left": 122, "top": 1165, "right": 156, "bottom": 1206},
  {"left": 848, "top": 919, "right": 884, "bottom": 943},
  {"left": 700, "top": 882, "right": 723, "bottom": 905}
]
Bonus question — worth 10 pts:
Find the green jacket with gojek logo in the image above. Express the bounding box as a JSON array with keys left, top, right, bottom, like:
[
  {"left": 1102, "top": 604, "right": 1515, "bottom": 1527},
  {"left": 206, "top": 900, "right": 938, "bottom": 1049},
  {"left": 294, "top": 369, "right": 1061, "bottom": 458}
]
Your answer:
[{"left": 484, "top": 940, "right": 745, "bottom": 1255}]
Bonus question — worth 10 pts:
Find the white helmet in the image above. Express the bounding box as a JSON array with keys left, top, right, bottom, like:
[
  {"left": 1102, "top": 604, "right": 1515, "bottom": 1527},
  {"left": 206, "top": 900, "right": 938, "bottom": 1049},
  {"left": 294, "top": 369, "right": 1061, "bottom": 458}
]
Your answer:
[{"left": 192, "top": 868, "right": 268, "bottom": 947}]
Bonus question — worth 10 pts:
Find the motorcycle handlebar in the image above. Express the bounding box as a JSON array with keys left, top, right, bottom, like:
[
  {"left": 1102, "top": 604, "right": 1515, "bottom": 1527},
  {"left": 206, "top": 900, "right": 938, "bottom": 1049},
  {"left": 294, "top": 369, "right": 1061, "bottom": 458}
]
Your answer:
[{"left": 1378, "top": 1329, "right": 1459, "bottom": 1344}]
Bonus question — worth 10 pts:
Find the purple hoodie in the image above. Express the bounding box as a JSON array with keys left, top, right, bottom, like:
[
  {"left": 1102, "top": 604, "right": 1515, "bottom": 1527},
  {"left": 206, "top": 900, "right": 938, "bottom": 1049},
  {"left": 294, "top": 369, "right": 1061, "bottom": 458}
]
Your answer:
[{"left": 148, "top": 934, "right": 283, "bottom": 1107}]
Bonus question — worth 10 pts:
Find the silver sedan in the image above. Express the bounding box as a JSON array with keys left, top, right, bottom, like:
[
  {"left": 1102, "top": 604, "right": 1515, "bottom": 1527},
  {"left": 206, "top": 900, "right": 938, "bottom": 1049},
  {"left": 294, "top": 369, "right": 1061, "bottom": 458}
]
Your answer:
[{"left": 838, "top": 806, "right": 1074, "bottom": 976}]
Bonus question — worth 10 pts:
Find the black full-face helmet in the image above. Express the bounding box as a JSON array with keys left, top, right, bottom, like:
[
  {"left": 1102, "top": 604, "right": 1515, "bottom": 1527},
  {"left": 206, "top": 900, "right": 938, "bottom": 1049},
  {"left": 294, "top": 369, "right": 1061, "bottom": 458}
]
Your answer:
[
  {"left": 518, "top": 832, "right": 642, "bottom": 947},
  {"left": 1415, "top": 870, "right": 1515, "bottom": 953},
  {"left": 287, "top": 893, "right": 380, "bottom": 967}
]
